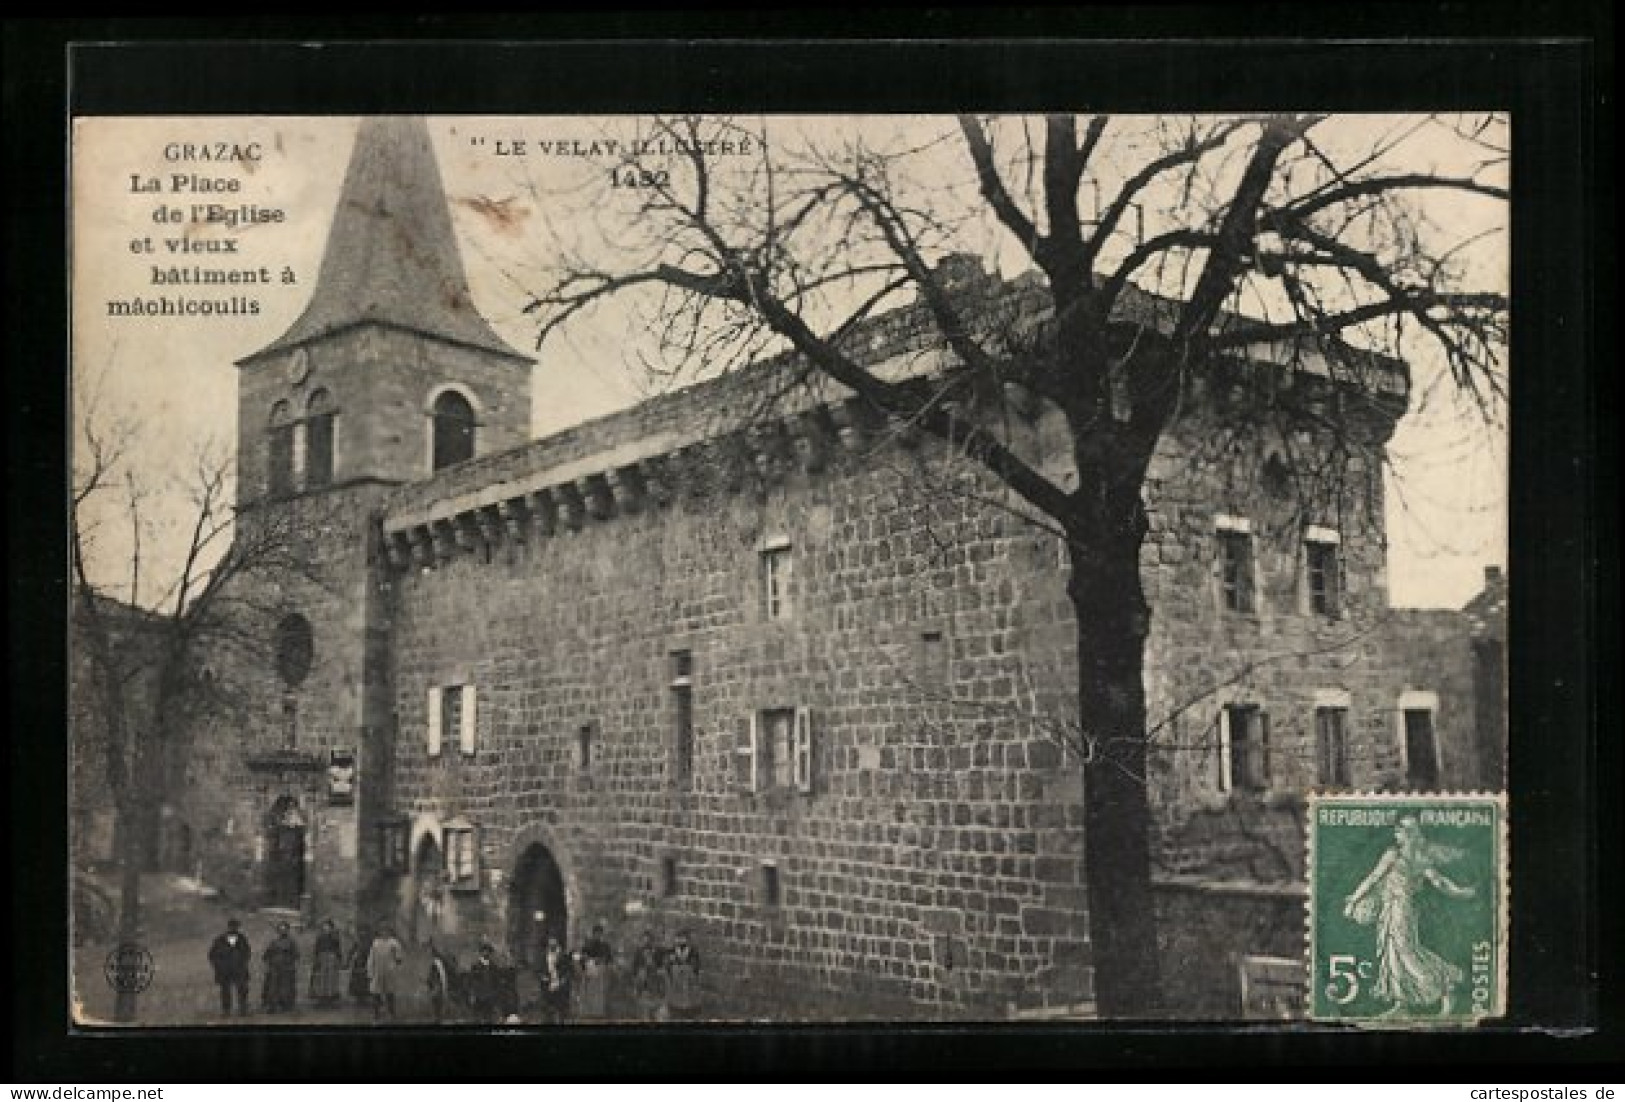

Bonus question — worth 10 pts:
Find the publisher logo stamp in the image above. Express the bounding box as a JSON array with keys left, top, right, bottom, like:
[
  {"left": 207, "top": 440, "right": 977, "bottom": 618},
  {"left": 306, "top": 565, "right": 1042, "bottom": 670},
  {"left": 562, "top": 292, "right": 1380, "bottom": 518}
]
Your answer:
[
  {"left": 1309, "top": 793, "right": 1505, "bottom": 1024},
  {"left": 104, "top": 941, "right": 155, "bottom": 994}
]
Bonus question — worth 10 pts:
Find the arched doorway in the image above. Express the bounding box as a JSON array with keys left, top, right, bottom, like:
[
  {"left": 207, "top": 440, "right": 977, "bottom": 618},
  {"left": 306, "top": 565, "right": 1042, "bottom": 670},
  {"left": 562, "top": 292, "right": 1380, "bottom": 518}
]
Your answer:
[
  {"left": 264, "top": 796, "right": 306, "bottom": 909},
  {"left": 509, "top": 843, "right": 567, "bottom": 969},
  {"left": 412, "top": 834, "right": 445, "bottom": 944}
]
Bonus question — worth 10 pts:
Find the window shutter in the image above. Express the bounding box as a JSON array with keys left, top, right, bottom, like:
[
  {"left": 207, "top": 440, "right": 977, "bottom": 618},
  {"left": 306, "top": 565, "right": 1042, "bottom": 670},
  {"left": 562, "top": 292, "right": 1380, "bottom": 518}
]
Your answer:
[
  {"left": 793, "top": 707, "right": 813, "bottom": 793},
  {"left": 732, "top": 714, "right": 758, "bottom": 792},
  {"left": 460, "top": 684, "right": 477, "bottom": 756},
  {"left": 427, "top": 686, "right": 443, "bottom": 757},
  {"left": 1217, "top": 707, "right": 1232, "bottom": 793}
]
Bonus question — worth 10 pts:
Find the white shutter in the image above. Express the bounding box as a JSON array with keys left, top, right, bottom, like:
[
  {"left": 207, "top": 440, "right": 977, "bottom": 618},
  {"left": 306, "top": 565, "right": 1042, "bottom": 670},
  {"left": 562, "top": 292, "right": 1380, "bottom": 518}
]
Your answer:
[
  {"left": 793, "top": 707, "right": 813, "bottom": 793},
  {"left": 747, "top": 711, "right": 761, "bottom": 792},
  {"left": 460, "top": 684, "right": 477, "bottom": 756},
  {"left": 1216, "top": 707, "right": 1232, "bottom": 794},
  {"left": 427, "top": 686, "right": 443, "bottom": 757}
]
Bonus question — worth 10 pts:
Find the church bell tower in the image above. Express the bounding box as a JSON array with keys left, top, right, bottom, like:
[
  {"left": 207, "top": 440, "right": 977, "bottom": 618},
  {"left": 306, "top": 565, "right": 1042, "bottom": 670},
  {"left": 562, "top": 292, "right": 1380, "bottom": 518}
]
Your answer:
[{"left": 218, "top": 117, "right": 532, "bottom": 922}]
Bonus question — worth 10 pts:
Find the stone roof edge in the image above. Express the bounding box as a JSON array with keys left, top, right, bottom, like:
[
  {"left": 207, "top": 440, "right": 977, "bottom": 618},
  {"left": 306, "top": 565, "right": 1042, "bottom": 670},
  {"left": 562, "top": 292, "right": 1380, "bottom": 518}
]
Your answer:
[
  {"left": 377, "top": 266, "right": 1412, "bottom": 551},
  {"left": 234, "top": 318, "right": 536, "bottom": 369}
]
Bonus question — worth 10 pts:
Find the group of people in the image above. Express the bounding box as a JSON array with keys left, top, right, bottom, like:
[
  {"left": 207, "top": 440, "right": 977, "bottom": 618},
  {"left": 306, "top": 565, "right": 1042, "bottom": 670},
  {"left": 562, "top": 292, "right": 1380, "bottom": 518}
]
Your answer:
[
  {"left": 205, "top": 917, "right": 407, "bottom": 1020},
  {"left": 456, "top": 924, "right": 703, "bottom": 1024},
  {"left": 206, "top": 916, "right": 705, "bottom": 1023}
]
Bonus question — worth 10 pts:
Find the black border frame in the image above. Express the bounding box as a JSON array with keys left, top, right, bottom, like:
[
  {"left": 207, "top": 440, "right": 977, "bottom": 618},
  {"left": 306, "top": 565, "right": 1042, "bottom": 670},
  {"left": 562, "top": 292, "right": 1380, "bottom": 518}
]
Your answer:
[{"left": 7, "top": 15, "right": 1614, "bottom": 1079}]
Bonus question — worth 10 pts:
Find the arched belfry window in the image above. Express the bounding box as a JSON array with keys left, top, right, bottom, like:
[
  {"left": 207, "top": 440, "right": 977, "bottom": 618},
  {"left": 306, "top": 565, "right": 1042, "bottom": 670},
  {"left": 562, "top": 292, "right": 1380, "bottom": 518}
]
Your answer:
[
  {"left": 305, "top": 389, "right": 336, "bottom": 489},
  {"left": 268, "top": 401, "right": 295, "bottom": 498},
  {"left": 431, "top": 390, "right": 476, "bottom": 471}
]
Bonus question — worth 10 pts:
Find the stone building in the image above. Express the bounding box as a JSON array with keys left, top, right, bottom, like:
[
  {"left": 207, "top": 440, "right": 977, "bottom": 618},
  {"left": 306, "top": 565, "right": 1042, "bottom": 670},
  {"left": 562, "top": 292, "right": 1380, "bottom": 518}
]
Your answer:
[{"left": 173, "top": 117, "right": 1501, "bottom": 1018}]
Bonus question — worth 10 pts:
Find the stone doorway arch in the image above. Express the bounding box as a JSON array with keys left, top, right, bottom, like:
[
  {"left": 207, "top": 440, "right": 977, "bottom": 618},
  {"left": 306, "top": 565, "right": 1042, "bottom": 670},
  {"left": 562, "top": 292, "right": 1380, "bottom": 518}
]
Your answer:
[
  {"left": 264, "top": 795, "right": 306, "bottom": 910},
  {"left": 507, "top": 825, "right": 577, "bottom": 969},
  {"left": 411, "top": 833, "right": 446, "bottom": 945}
]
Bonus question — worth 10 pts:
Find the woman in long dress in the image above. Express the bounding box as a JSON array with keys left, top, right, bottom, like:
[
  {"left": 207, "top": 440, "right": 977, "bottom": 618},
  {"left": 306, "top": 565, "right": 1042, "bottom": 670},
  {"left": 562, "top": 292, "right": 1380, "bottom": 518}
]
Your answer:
[
  {"left": 261, "top": 922, "right": 300, "bottom": 1012},
  {"left": 1343, "top": 816, "right": 1475, "bottom": 1015},
  {"left": 308, "top": 919, "right": 345, "bottom": 1005}
]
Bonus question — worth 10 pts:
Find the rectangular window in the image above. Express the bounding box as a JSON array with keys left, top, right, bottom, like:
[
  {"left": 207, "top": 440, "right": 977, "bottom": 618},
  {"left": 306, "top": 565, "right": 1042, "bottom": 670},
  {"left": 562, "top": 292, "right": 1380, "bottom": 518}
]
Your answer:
[
  {"left": 759, "top": 862, "right": 782, "bottom": 909},
  {"left": 444, "top": 819, "right": 480, "bottom": 891},
  {"left": 1305, "top": 535, "right": 1342, "bottom": 616},
  {"left": 306, "top": 413, "right": 335, "bottom": 488},
  {"left": 761, "top": 708, "right": 795, "bottom": 790},
  {"left": 660, "top": 855, "right": 679, "bottom": 899},
  {"left": 577, "top": 723, "right": 594, "bottom": 773},
  {"left": 1220, "top": 704, "right": 1270, "bottom": 792},
  {"left": 1315, "top": 707, "right": 1351, "bottom": 787},
  {"left": 761, "top": 543, "right": 793, "bottom": 620},
  {"left": 918, "top": 630, "right": 948, "bottom": 694},
  {"left": 268, "top": 425, "right": 296, "bottom": 497},
  {"left": 428, "top": 685, "right": 473, "bottom": 758},
  {"left": 671, "top": 651, "right": 694, "bottom": 786},
  {"left": 1216, "top": 523, "right": 1255, "bottom": 613},
  {"left": 1403, "top": 708, "right": 1440, "bottom": 789}
]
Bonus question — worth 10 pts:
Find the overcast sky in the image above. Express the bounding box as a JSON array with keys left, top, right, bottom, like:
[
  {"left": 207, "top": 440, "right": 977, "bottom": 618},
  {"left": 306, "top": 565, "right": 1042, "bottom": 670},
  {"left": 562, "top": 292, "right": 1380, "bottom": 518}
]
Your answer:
[{"left": 71, "top": 115, "right": 1507, "bottom": 610}]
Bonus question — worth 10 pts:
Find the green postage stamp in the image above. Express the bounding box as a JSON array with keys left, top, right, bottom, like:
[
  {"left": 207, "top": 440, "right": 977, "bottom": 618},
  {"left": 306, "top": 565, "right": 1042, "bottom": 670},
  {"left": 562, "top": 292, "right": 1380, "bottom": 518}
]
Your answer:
[{"left": 1308, "top": 793, "right": 1507, "bottom": 1025}]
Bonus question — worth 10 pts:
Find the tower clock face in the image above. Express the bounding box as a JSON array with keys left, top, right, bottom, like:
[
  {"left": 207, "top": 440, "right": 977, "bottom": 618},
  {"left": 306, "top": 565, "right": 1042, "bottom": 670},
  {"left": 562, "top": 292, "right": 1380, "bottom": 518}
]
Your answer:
[{"left": 286, "top": 348, "right": 312, "bottom": 387}]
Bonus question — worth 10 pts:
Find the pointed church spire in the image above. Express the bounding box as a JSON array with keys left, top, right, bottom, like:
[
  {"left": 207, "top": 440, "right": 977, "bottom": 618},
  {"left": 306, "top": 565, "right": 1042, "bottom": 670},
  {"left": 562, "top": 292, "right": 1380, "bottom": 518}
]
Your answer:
[{"left": 251, "top": 117, "right": 527, "bottom": 361}]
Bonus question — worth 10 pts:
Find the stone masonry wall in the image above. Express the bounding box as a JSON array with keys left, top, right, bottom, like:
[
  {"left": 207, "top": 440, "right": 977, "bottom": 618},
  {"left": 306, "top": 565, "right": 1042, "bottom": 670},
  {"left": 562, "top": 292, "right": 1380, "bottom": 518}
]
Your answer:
[
  {"left": 384, "top": 440, "right": 1093, "bottom": 1019},
  {"left": 179, "top": 486, "right": 393, "bottom": 924}
]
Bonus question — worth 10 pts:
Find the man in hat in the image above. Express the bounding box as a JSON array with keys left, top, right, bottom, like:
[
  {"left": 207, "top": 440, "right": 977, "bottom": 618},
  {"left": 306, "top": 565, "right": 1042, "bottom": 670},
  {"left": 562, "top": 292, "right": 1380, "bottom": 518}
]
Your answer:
[
  {"left": 465, "top": 940, "right": 499, "bottom": 1021},
  {"left": 665, "top": 929, "right": 702, "bottom": 1020},
  {"left": 207, "top": 918, "right": 253, "bottom": 1017}
]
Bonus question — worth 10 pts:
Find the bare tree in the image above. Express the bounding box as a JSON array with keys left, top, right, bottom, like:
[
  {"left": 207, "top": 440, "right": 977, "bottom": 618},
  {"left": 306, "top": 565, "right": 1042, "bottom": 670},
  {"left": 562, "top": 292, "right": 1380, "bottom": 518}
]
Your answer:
[
  {"left": 515, "top": 113, "right": 1508, "bottom": 1015},
  {"left": 70, "top": 392, "right": 333, "bottom": 1021}
]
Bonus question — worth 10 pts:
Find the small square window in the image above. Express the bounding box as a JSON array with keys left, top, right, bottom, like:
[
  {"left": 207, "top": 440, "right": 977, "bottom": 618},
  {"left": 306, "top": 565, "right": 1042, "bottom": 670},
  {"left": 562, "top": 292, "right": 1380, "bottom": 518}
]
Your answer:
[{"left": 761, "top": 545, "right": 793, "bottom": 621}]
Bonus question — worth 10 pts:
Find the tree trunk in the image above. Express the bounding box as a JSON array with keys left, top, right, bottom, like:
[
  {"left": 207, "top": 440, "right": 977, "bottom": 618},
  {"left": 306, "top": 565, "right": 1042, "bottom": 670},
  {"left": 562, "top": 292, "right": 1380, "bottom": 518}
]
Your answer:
[
  {"left": 113, "top": 798, "right": 144, "bottom": 1022},
  {"left": 1068, "top": 526, "right": 1162, "bottom": 1018}
]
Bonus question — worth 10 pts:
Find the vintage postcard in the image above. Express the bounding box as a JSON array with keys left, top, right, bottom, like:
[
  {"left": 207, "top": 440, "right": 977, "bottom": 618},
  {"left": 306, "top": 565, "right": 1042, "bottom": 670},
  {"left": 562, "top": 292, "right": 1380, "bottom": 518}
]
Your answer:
[{"left": 68, "top": 112, "right": 1509, "bottom": 1026}]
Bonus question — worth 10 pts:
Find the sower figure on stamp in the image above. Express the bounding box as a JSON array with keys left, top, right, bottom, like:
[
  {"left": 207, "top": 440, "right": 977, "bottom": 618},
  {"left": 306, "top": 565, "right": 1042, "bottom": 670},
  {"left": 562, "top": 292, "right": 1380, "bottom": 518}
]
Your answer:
[
  {"left": 207, "top": 918, "right": 252, "bottom": 1017},
  {"left": 1343, "top": 815, "right": 1476, "bottom": 1016}
]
